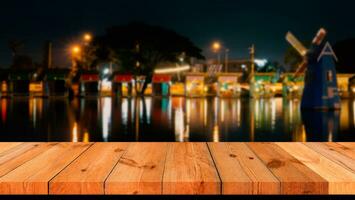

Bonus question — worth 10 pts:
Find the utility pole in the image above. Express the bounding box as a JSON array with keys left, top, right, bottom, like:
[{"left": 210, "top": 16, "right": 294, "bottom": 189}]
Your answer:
[
  {"left": 224, "top": 48, "right": 229, "bottom": 73},
  {"left": 43, "top": 41, "right": 52, "bottom": 69},
  {"left": 250, "top": 44, "right": 255, "bottom": 78},
  {"left": 249, "top": 44, "right": 256, "bottom": 98}
]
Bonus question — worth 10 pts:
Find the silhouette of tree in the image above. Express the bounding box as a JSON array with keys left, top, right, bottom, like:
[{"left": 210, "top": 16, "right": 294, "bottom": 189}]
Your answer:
[{"left": 93, "top": 22, "right": 204, "bottom": 94}]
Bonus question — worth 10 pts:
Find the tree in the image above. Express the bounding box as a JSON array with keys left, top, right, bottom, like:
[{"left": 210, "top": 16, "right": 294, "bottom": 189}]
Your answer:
[
  {"left": 256, "top": 61, "right": 282, "bottom": 72},
  {"left": 93, "top": 22, "right": 204, "bottom": 94}
]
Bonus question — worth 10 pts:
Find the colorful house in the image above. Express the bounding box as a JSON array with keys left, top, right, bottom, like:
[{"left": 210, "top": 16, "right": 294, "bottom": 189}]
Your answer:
[
  {"left": 185, "top": 73, "right": 206, "bottom": 97},
  {"left": 113, "top": 74, "right": 133, "bottom": 97},
  {"left": 250, "top": 72, "right": 282, "bottom": 98},
  {"left": 152, "top": 74, "right": 171, "bottom": 96},
  {"left": 217, "top": 73, "right": 242, "bottom": 97}
]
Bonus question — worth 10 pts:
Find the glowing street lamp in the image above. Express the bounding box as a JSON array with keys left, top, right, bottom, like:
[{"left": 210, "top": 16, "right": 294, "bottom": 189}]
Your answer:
[
  {"left": 83, "top": 33, "right": 92, "bottom": 43},
  {"left": 212, "top": 41, "right": 222, "bottom": 64},
  {"left": 71, "top": 45, "right": 81, "bottom": 70},
  {"left": 71, "top": 45, "right": 81, "bottom": 55},
  {"left": 212, "top": 41, "right": 221, "bottom": 52}
]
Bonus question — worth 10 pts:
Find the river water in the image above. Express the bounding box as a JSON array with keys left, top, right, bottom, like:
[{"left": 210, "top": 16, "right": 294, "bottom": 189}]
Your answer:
[{"left": 0, "top": 97, "right": 353, "bottom": 142}]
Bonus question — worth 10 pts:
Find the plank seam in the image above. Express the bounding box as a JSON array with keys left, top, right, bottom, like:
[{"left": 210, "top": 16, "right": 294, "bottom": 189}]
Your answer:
[
  {"left": 47, "top": 142, "right": 95, "bottom": 194},
  {"left": 160, "top": 142, "right": 170, "bottom": 195},
  {"left": 103, "top": 142, "right": 131, "bottom": 195},
  {"left": 206, "top": 142, "right": 222, "bottom": 195},
  {"left": 245, "top": 142, "right": 282, "bottom": 194},
  {"left": 272, "top": 143, "right": 330, "bottom": 194}
]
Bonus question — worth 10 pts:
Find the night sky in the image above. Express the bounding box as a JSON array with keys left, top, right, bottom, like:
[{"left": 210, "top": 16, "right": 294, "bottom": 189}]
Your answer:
[{"left": 1, "top": 0, "right": 354, "bottom": 68}]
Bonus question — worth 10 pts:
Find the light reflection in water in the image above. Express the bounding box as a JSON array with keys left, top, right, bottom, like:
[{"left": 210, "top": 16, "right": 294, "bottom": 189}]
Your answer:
[
  {"left": 83, "top": 130, "right": 90, "bottom": 142},
  {"left": 271, "top": 99, "right": 276, "bottom": 130},
  {"left": 29, "top": 98, "right": 43, "bottom": 127},
  {"left": 174, "top": 108, "right": 184, "bottom": 142},
  {"left": 1, "top": 99, "right": 6, "bottom": 123},
  {"left": 213, "top": 124, "right": 219, "bottom": 142},
  {"left": 236, "top": 99, "right": 241, "bottom": 127},
  {"left": 0, "top": 97, "right": 353, "bottom": 142},
  {"left": 145, "top": 97, "right": 152, "bottom": 124},
  {"left": 101, "top": 97, "right": 112, "bottom": 142},
  {"left": 121, "top": 98, "right": 128, "bottom": 126},
  {"left": 72, "top": 122, "right": 78, "bottom": 142}
]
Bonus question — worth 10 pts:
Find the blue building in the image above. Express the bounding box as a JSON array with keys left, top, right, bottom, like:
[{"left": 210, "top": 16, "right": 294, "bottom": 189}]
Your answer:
[{"left": 301, "top": 42, "right": 341, "bottom": 110}]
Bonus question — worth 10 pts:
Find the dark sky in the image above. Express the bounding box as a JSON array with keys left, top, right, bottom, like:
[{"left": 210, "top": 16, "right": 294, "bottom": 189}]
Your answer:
[{"left": 1, "top": 0, "right": 354, "bottom": 68}]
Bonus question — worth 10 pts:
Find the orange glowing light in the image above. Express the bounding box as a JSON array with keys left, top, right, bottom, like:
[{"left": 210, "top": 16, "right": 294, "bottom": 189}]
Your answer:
[
  {"left": 71, "top": 45, "right": 81, "bottom": 54},
  {"left": 212, "top": 41, "right": 221, "bottom": 52},
  {"left": 83, "top": 33, "right": 92, "bottom": 42}
]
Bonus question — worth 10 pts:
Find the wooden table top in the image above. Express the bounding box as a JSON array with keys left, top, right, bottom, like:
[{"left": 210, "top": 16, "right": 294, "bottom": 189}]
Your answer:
[{"left": 0, "top": 142, "right": 353, "bottom": 195}]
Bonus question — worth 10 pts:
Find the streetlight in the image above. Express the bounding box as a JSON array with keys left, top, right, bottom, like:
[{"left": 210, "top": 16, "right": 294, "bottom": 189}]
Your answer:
[
  {"left": 72, "top": 45, "right": 81, "bottom": 55},
  {"left": 82, "top": 33, "right": 93, "bottom": 70},
  {"left": 83, "top": 33, "right": 92, "bottom": 43},
  {"left": 212, "top": 41, "right": 221, "bottom": 64},
  {"left": 225, "top": 48, "right": 229, "bottom": 72},
  {"left": 71, "top": 45, "right": 81, "bottom": 71}
]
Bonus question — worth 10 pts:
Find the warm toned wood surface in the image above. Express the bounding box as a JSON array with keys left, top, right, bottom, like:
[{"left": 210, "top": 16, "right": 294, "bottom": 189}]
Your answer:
[
  {"left": 208, "top": 143, "right": 279, "bottom": 194},
  {"left": 163, "top": 143, "right": 220, "bottom": 194},
  {"left": 105, "top": 143, "right": 168, "bottom": 194},
  {"left": 0, "top": 143, "right": 92, "bottom": 194},
  {"left": 247, "top": 143, "right": 328, "bottom": 194},
  {"left": 0, "top": 142, "right": 353, "bottom": 195},
  {"left": 50, "top": 143, "right": 128, "bottom": 194},
  {"left": 276, "top": 142, "right": 355, "bottom": 194}
]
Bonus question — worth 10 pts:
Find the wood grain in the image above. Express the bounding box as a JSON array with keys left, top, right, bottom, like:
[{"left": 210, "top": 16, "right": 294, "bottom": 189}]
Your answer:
[
  {"left": 208, "top": 142, "right": 280, "bottom": 194},
  {"left": 0, "top": 142, "right": 351, "bottom": 195},
  {"left": 105, "top": 143, "right": 168, "bottom": 194},
  {"left": 163, "top": 143, "right": 220, "bottom": 194},
  {"left": 49, "top": 143, "right": 128, "bottom": 194},
  {"left": 0, "top": 143, "right": 92, "bottom": 194},
  {"left": 0, "top": 143, "right": 23, "bottom": 154},
  {"left": 276, "top": 142, "right": 355, "bottom": 194},
  {"left": 305, "top": 143, "right": 355, "bottom": 173},
  {"left": 0, "top": 143, "right": 55, "bottom": 177},
  {"left": 247, "top": 142, "right": 328, "bottom": 194}
]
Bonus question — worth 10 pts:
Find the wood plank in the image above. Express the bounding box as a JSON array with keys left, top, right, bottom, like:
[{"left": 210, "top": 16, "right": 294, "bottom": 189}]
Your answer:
[
  {"left": 105, "top": 143, "right": 168, "bottom": 194},
  {"left": 0, "top": 143, "right": 56, "bottom": 177},
  {"left": 276, "top": 142, "right": 355, "bottom": 194},
  {"left": 0, "top": 143, "right": 23, "bottom": 154},
  {"left": 0, "top": 142, "right": 92, "bottom": 194},
  {"left": 338, "top": 142, "right": 355, "bottom": 149},
  {"left": 337, "top": 142, "right": 355, "bottom": 155},
  {"left": 162, "top": 143, "right": 220, "bottom": 194},
  {"left": 305, "top": 143, "right": 355, "bottom": 173},
  {"left": 49, "top": 142, "right": 128, "bottom": 194},
  {"left": 208, "top": 142, "right": 280, "bottom": 194},
  {"left": 247, "top": 142, "right": 328, "bottom": 194}
]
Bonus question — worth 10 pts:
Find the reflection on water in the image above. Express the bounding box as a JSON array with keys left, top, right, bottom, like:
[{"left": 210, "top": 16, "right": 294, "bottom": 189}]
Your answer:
[{"left": 0, "top": 97, "right": 354, "bottom": 142}]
